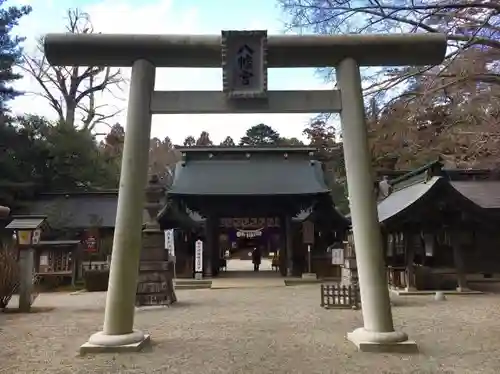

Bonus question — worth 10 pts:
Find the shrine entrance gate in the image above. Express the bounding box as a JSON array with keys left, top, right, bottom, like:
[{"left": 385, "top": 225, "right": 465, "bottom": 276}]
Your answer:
[{"left": 44, "top": 30, "right": 446, "bottom": 354}]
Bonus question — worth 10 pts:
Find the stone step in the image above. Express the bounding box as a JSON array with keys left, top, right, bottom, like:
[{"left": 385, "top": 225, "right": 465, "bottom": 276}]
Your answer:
[
  {"left": 284, "top": 277, "right": 341, "bottom": 286},
  {"left": 174, "top": 279, "right": 212, "bottom": 290},
  {"left": 211, "top": 279, "right": 285, "bottom": 289}
]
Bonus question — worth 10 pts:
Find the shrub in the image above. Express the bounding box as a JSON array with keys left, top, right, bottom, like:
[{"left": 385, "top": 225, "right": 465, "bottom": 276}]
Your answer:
[
  {"left": 83, "top": 269, "right": 109, "bottom": 292},
  {"left": 0, "top": 243, "right": 19, "bottom": 310}
]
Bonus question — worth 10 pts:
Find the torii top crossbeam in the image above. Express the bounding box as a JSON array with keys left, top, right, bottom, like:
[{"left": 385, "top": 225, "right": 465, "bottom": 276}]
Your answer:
[{"left": 44, "top": 33, "right": 447, "bottom": 68}]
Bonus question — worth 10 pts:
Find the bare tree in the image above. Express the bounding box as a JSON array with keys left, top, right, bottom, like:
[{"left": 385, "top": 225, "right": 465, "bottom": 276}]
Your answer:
[
  {"left": 279, "top": 1, "right": 500, "bottom": 99},
  {"left": 149, "top": 137, "right": 181, "bottom": 186},
  {"left": 21, "top": 9, "right": 125, "bottom": 131},
  {"left": 367, "top": 86, "right": 500, "bottom": 170},
  {"left": 280, "top": 0, "right": 500, "bottom": 168}
]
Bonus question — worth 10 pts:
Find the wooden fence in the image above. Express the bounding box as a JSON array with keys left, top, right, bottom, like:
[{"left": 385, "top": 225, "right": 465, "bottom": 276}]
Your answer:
[{"left": 320, "top": 283, "right": 360, "bottom": 310}]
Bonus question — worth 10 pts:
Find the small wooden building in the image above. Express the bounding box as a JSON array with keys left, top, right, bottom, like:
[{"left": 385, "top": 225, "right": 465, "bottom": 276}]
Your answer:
[
  {"left": 375, "top": 161, "right": 500, "bottom": 291},
  {"left": 20, "top": 191, "right": 134, "bottom": 280}
]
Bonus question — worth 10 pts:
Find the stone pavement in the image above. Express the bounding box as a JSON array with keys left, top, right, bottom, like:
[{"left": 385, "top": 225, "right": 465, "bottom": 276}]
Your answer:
[
  {"left": 3, "top": 287, "right": 500, "bottom": 373},
  {"left": 225, "top": 258, "right": 274, "bottom": 272},
  {"left": 213, "top": 259, "right": 284, "bottom": 288}
]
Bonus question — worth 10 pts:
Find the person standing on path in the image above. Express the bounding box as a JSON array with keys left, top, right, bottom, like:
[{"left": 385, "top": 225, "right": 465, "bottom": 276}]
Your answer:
[{"left": 252, "top": 247, "right": 262, "bottom": 271}]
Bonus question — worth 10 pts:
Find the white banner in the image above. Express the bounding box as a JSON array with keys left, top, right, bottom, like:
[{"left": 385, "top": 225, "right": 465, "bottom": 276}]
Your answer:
[
  {"left": 195, "top": 240, "right": 203, "bottom": 273},
  {"left": 32, "top": 229, "right": 42, "bottom": 245},
  {"left": 164, "top": 229, "right": 175, "bottom": 257},
  {"left": 331, "top": 247, "right": 344, "bottom": 265}
]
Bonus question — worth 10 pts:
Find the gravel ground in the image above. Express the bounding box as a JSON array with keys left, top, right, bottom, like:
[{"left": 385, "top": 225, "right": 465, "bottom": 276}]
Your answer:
[{"left": 1, "top": 286, "right": 500, "bottom": 374}]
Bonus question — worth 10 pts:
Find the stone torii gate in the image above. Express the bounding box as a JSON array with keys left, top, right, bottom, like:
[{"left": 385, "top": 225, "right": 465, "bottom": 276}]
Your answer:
[{"left": 44, "top": 31, "right": 446, "bottom": 354}]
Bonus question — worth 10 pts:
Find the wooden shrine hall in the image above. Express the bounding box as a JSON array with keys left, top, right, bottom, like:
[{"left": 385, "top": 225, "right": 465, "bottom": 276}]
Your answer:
[
  {"left": 373, "top": 161, "right": 500, "bottom": 291},
  {"left": 157, "top": 146, "right": 349, "bottom": 278}
]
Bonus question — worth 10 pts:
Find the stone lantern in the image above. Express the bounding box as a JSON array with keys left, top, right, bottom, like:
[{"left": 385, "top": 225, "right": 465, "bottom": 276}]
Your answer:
[
  {"left": 135, "top": 174, "right": 177, "bottom": 307},
  {"left": 143, "top": 174, "right": 164, "bottom": 232}
]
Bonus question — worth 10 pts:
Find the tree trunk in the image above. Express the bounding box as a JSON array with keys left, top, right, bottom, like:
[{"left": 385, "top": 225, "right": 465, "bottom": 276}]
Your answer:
[{"left": 65, "top": 103, "right": 77, "bottom": 128}]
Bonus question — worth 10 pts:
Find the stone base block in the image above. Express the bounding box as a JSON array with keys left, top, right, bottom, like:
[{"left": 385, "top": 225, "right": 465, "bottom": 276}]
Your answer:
[
  {"left": 301, "top": 273, "right": 317, "bottom": 280},
  {"left": 347, "top": 327, "right": 418, "bottom": 353},
  {"left": 349, "top": 338, "right": 418, "bottom": 353},
  {"left": 80, "top": 330, "right": 151, "bottom": 355}
]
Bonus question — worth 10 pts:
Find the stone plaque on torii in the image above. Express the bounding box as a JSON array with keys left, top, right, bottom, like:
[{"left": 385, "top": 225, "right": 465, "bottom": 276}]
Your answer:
[
  {"left": 44, "top": 30, "right": 446, "bottom": 355},
  {"left": 221, "top": 30, "right": 268, "bottom": 99}
]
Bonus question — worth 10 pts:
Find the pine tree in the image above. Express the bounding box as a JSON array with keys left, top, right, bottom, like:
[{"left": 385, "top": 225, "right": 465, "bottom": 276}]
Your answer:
[{"left": 0, "top": 1, "right": 31, "bottom": 112}]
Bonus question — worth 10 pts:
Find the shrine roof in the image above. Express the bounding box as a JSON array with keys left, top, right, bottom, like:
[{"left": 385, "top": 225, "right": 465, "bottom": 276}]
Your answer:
[
  {"left": 23, "top": 191, "right": 149, "bottom": 229},
  {"left": 176, "top": 145, "right": 316, "bottom": 153},
  {"left": 377, "top": 177, "right": 441, "bottom": 223},
  {"left": 168, "top": 158, "right": 330, "bottom": 196},
  {"left": 450, "top": 181, "right": 500, "bottom": 209},
  {"left": 376, "top": 176, "right": 491, "bottom": 226}
]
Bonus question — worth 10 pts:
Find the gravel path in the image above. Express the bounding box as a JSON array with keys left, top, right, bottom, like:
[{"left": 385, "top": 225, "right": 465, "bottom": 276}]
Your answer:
[{"left": 1, "top": 286, "right": 500, "bottom": 374}]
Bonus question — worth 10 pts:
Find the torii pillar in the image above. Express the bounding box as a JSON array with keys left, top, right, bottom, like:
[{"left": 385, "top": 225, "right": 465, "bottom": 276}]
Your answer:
[{"left": 44, "top": 31, "right": 446, "bottom": 354}]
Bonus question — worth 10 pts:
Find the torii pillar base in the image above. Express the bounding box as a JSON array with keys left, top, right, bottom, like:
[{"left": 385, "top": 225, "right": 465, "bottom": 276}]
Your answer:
[
  {"left": 347, "top": 328, "right": 418, "bottom": 353},
  {"left": 80, "top": 331, "right": 151, "bottom": 355}
]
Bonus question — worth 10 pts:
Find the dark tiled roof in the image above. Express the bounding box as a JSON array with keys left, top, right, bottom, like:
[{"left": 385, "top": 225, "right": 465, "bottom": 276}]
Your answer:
[
  {"left": 24, "top": 192, "right": 149, "bottom": 229},
  {"left": 169, "top": 159, "right": 330, "bottom": 196},
  {"left": 376, "top": 176, "right": 494, "bottom": 225},
  {"left": 176, "top": 146, "right": 316, "bottom": 153},
  {"left": 451, "top": 181, "right": 500, "bottom": 209}
]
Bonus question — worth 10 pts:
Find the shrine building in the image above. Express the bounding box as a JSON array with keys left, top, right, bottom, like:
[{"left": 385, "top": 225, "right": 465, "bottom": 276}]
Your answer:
[{"left": 157, "top": 146, "right": 349, "bottom": 278}]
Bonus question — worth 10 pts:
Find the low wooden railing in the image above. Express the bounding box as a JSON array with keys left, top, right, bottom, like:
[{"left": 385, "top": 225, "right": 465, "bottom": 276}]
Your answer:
[{"left": 320, "top": 283, "right": 360, "bottom": 309}]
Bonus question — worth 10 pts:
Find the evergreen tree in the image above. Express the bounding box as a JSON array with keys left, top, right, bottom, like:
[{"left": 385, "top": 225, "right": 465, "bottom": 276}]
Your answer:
[
  {"left": 183, "top": 135, "right": 196, "bottom": 147},
  {"left": 220, "top": 136, "right": 235, "bottom": 147},
  {"left": 196, "top": 131, "right": 213, "bottom": 146},
  {"left": 0, "top": 1, "right": 31, "bottom": 112},
  {"left": 239, "top": 124, "right": 280, "bottom": 146}
]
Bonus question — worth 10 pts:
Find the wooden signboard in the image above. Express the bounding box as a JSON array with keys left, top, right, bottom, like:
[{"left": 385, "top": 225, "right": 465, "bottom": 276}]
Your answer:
[
  {"left": 219, "top": 217, "right": 280, "bottom": 228},
  {"left": 83, "top": 231, "right": 99, "bottom": 253},
  {"left": 302, "top": 221, "right": 315, "bottom": 244}
]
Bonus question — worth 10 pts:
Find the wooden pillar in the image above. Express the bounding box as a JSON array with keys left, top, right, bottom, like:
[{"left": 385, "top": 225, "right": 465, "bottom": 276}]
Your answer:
[
  {"left": 71, "top": 245, "right": 78, "bottom": 287},
  {"left": 212, "top": 216, "right": 220, "bottom": 276},
  {"left": 278, "top": 216, "right": 287, "bottom": 276},
  {"left": 188, "top": 231, "right": 195, "bottom": 278},
  {"left": 404, "top": 233, "right": 417, "bottom": 291},
  {"left": 204, "top": 216, "right": 214, "bottom": 278},
  {"left": 18, "top": 248, "right": 35, "bottom": 313},
  {"left": 285, "top": 215, "right": 293, "bottom": 277},
  {"left": 451, "top": 233, "right": 469, "bottom": 292}
]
